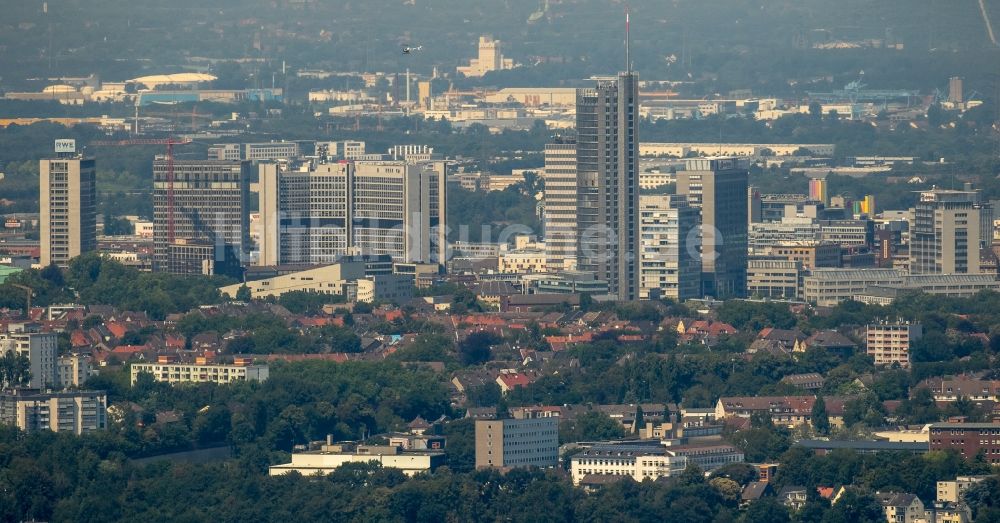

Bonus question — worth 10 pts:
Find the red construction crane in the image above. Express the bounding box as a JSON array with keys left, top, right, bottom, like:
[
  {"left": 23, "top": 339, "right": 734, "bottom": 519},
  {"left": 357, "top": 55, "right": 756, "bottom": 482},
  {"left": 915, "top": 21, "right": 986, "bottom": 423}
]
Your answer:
[{"left": 90, "top": 138, "right": 192, "bottom": 242}]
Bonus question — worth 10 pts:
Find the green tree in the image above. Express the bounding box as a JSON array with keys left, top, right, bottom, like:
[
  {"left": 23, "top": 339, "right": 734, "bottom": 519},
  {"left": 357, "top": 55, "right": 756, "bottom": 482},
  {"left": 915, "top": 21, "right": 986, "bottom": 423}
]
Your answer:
[
  {"left": 741, "top": 498, "right": 790, "bottom": 523},
  {"left": 812, "top": 395, "right": 830, "bottom": 435},
  {"left": 0, "top": 351, "right": 31, "bottom": 388},
  {"left": 458, "top": 332, "right": 499, "bottom": 366},
  {"left": 559, "top": 412, "right": 625, "bottom": 443},
  {"left": 820, "top": 489, "right": 885, "bottom": 523},
  {"left": 234, "top": 285, "right": 252, "bottom": 302}
]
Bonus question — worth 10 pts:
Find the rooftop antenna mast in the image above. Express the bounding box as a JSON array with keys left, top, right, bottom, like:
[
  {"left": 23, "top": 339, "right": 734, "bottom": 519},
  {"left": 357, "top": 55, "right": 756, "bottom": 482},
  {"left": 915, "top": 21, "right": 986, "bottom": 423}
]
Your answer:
[{"left": 625, "top": 6, "right": 632, "bottom": 73}]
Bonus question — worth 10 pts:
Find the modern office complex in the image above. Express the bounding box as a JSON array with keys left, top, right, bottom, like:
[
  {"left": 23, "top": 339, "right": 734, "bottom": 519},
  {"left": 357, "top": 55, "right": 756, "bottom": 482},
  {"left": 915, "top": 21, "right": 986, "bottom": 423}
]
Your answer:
[
  {"left": 475, "top": 417, "right": 559, "bottom": 469},
  {"left": 152, "top": 159, "right": 252, "bottom": 275},
  {"left": 543, "top": 140, "right": 579, "bottom": 271},
  {"left": 638, "top": 194, "right": 701, "bottom": 300},
  {"left": 910, "top": 189, "right": 982, "bottom": 275},
  {"left": 39, "top": 142, "right": 97, "bottom": 267},
  {"left": 677, "top": 157, "right": 750, "bottom": 298},
  {"left": 575, "top": 71, "right": 640, "bottom": 300},
  {"left": 258, "top": 159, "right": 447, "bottom": 266}
]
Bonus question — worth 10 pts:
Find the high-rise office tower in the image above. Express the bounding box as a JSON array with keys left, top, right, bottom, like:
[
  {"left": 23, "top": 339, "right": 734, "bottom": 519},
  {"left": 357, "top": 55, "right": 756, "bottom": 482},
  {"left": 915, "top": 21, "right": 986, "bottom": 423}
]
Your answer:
[
  {"left": 948, "top": 76, "right": 964, "bottom": 104},
  {"left": 258, "top": 159, "right": 446, "bottom": 266},
  {"left": 808, "top": 178, "right": 828, "bottom": 205},
  {"left": 677, "top": 157, "right": 750, "bottom": 298},
  {"left": 39, "top": 141, "right": 96, "bottom": 267},
  {"left": 543, "top": 140, "right": 578, "bottom": 271},
  {"left": 909, "top": 189, "right": 982, "bottom": 275},
  {"left": 639, "top": 195, "right": 701, "bottom": 300},
  {"left": 153, "top": 159, "right": 251, "bottom": 275},
  {"left": 575, "top": 71, "right": 640, "bottom": 301}
]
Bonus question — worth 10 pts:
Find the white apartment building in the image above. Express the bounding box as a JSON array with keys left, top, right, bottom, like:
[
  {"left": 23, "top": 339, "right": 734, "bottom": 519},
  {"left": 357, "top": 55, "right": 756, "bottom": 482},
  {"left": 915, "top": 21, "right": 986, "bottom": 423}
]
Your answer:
[
  {"left": 57, "top": 354, "right": 91, "bottom": 388},
  {"left": 0, "top": 325, "right": 58, "bottom": 390},
  {"left": 937, "top": 476, "right": 989, "bottom": 503},
  {"left": 866, "top": 321, "right": 922, "bottom": 368},
  {"left": 0, "top": 389, "right": 107, "bottom": 435},
  {"left": 130, "top": 357, "right": 269, "bottom": 385}
]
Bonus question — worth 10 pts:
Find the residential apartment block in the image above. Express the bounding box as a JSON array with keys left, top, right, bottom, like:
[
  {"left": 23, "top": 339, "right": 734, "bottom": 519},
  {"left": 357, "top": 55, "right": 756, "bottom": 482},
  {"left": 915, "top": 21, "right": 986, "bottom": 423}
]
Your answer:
[
  {"left": 0, "top": 389, "right": 107, "bottom": 435},
  {"left": 130, "top": 356, "right": 269, "bottom": 385},
  {"left": 0, "top": 324, "right": 58, "bottom": 390},
  {"left": 866, "top": 321, "right": 922, "bottom": 368}
]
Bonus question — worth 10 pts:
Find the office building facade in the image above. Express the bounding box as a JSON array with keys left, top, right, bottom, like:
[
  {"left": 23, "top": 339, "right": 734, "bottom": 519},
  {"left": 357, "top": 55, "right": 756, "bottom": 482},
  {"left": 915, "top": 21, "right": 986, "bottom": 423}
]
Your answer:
[
  {"left": 258, "top": 160, "right": 447, "bottom": 266},
  {"left": 40, "top": 154, "right": 97, "bottom": 267},
  {"left": 638, "top": 194, "right": 701, "bottom": 300},
  {"left": 677, "top": 157, "right": 750, "bottom": 298},
  {"left": 543, "top": 140, "right": 579, "bottom": 271},
  {"left": 910, "top": 189, "right": 982, "bottom": 275},
  {"left": 153, "top": 159, "right": 251, "bottom": 275},
  {"left": 575, "top": 72, "right": 640, "bottom": 300},
  {"left": 475, "top": 417, "right": 559, "bottom": 469}
]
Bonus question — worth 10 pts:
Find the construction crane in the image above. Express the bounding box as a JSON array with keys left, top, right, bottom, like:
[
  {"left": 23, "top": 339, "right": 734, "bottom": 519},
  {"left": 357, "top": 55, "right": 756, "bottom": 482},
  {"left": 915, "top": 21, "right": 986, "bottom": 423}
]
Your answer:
[
  {"left": 89, "top": 138, "right": 192, "bottom": 242},
  {"left": 8, "top": 284, "right": 32, "bottom": 312}
]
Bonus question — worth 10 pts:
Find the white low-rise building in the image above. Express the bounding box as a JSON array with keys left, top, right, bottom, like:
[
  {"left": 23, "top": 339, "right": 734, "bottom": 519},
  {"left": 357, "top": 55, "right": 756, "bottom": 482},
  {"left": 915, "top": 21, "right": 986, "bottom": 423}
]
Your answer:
[
  {"left": 130, "top": 356, "right": 268, "bottom": 385},
  {"left": 269, "top": 443, "right": 445, "bottom": 477},
  {"left": 570, "top": 441, "right": 745, "bottom": 486}
]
